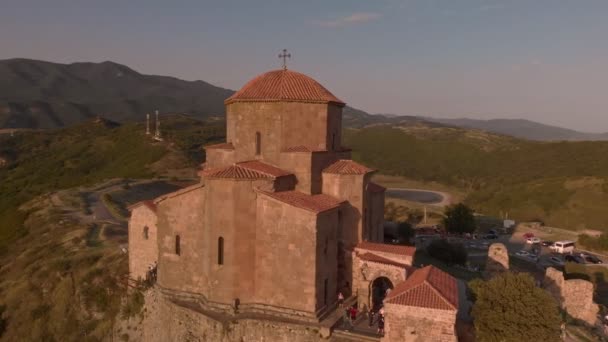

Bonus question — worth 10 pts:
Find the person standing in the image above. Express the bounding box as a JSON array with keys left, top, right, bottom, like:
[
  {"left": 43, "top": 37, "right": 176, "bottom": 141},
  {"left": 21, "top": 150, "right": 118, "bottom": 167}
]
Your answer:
[
  {"left": 350, "top": 305, "right": 358, "bottom": 323},
  {"left": 377, "top": 313, "right": 385, "bottom": 335},
  {"left": 368, "top": 307, "right": 375, "bottom": 327},
  {"left": 338, "top": 292, "right": 344, "bottom": 308}
]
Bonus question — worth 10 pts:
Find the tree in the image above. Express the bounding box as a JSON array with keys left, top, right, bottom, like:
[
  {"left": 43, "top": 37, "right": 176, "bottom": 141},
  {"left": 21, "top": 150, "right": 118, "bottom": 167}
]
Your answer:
[
  {"left": 443, "top": 203, "right": 476, "bottom": 234},
  {"left": 396, "top": 221, "right": 414, "bottom": 244},
  {"left": 469, "top": 273, "right": 562, "bottom": 341}
]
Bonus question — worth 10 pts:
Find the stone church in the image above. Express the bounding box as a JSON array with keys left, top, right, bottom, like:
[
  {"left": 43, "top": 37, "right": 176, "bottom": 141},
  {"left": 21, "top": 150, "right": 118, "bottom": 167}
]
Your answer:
[{"left": 128, "top": 66, "right": 459, "bottom": 341}]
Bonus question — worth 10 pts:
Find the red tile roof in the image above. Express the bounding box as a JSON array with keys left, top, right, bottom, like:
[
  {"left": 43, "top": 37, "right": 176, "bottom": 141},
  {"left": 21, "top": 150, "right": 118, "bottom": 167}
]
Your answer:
[
  {"left": 385, "top": 266, "right": 458, "bottom": 311},
  {"left": 367, "top": 182, "right": 386, "bottom": 193},
  {"left": 356, "top": 241, "right": 416, "bottom": 257},
  {"left": 282, "top": 145, "right": 326, "bottom": 153},
  {"left": 358, "top": 252, "right": 410, "bottom": 268},
  {"left": 323, "top": 160, "right": 375, "bottom": 175},
  {"left": 259, "top": 190, "right": 344, "bottom": 213},
  {"left": 128, "top": 200, "right": 157, "bottom": 213},
  {"left": 225, "top": 69, "right": 344, "bottom": 106},
  {"left": 204, "top": 142, "right": 234, "bottom": 150},
  {"left": 202, "top": 160, "right": 292, "bottom": 180}
]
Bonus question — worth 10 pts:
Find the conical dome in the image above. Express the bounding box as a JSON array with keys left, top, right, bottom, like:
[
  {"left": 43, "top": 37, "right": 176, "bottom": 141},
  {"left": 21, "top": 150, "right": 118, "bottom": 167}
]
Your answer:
[{"left": 225, "top": 69, "right": 344, "bottom": 106}]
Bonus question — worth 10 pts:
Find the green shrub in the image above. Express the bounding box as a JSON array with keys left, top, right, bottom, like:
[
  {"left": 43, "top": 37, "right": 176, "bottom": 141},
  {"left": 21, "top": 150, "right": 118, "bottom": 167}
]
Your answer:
[{"left": 469, "top": 273, "right": 561, "bottom": 341}]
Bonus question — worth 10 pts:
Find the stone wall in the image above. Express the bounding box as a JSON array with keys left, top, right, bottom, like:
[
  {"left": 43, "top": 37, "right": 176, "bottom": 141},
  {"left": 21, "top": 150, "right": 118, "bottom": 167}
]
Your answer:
[
  {"left": 543, "top": 267, "right": 599, "bottom": 325},
  {"left": 156, "top": 184, "right": 207, "bottom": 295},
  {"left": 226, "top": 102, "right": 338, "bottom": 166},
  {"left": 382, "top": 303, "right": 457, "bottom": 342},
  {"left": 484, "top": 243, "right": 509, "bottom": 279},
  {"left": 204, "top": 148, "right": 235, "bottom": 169},
  {"left": 130, "top": 288, "right": 326, "bottom": 342},
  {"left": 367, "top": 189, "right": 385, "bottom": 243},
  {"left": 128, "top": 205, "right": 158, "bottom": 280},
  {"left": 255, "top": 193, "right": 325, "bottom": 316}
]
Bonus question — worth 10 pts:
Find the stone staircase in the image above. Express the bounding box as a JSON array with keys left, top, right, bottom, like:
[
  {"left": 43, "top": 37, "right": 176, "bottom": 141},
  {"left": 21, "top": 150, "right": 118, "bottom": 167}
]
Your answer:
[{"left": 331, "top": 329, "right": 380, "bottom": 342}]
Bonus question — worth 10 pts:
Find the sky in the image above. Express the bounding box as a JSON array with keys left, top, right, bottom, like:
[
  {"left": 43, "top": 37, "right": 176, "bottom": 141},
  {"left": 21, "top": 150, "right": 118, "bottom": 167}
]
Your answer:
[{"left": 1, "top": 0, "right": 607, "bottom": 132}]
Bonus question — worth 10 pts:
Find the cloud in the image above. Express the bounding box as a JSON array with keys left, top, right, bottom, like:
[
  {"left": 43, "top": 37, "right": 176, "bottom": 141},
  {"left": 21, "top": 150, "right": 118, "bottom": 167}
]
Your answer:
[{"left": 314, "top": 12, "right": 382, "bottom": 28}]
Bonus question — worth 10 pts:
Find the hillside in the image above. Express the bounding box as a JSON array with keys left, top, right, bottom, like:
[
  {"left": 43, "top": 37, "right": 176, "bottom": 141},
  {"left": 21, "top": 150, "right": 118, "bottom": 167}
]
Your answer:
[
  {"left": 345, "top": 125, "right": 608, "bottom": 231},
  {"left": 422, "top": 117, "right": 608, "bottom": 141},
  {"left": 0, "top": 116, "right": 222, "bottom": 249},
  {"left": 0, "top": 58, "right": 234, "bottom": 128},
  {"left": 0, "top": 58, "right": 376, "bottom": 131}
]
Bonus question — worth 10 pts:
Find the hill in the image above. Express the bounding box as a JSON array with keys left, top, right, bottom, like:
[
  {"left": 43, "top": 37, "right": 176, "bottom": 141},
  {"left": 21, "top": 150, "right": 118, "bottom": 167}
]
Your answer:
[
  {"left": 345, "top": 124, "right": 608, "bottom": 231},
  {"left": 0, "top": 58, "right": 376, "bottom": 131},
  {"left": 0, "top": 58, "right": 234, "bottom": 128},
  {"left": 422, "top": 117, "right": 608, "bottom": 141},
  {"left": 0, "top": 116, "right": 222, "bottom": 249}
]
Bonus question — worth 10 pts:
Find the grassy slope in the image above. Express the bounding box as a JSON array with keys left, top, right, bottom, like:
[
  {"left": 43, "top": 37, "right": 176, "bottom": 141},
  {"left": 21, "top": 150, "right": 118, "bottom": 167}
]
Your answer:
[
  {"left": 345, "top": 125, "right": 608, "bottom": 232},
  {"left": 0, "top": 116, "right": 222, "bottom": 341},
  {"left": 0, "top": 116, "right": 223, "bottom": 249}
]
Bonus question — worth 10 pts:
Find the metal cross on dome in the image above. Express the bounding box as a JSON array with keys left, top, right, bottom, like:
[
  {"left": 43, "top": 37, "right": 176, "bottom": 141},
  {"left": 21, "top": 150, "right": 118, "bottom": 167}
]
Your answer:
[{"left": 278, "top": 49, "right": 291, "bottom": 70}]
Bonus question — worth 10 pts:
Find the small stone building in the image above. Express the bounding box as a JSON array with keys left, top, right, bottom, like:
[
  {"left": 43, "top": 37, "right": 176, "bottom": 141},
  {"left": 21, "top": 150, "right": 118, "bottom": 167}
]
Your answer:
[
  {"left": 382, "top": 266, "right": 459, "bottom": 342},
  {"left": 352, "top": 242, "right": 416, "bottom": 311}
]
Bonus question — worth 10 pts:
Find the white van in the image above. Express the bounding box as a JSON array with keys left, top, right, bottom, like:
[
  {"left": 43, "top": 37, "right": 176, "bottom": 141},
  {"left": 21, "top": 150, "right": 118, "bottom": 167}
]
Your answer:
[{"left": 550, "top": 240, "right": 575, "bottom": 254}]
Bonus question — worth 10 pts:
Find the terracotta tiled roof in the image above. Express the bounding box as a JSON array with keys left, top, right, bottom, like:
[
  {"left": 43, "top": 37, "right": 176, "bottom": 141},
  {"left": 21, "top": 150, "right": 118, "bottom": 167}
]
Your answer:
[
  {"left": 204, "top": 142, "right": 234, "bottom": 150},
  {"left": 323, "top": 160, "right": 375, "bottom": 175},
  {"left": 385, "top": 266, "right": 458, "bottom": 311},
  {"left": 358, "top": 252, "right": 409, "bottom": 268},
  {"left": 202, "top": 160, "right": 292, "bottom": 180},
  {"left": 367, "top": 182, "right": 386, "bottom": 193},
  {"left": 128, "top": 200, "right": 157, "bottom": 213},
  {"left": 259, "top": 190, "right": 344, "bottom": 213},
  {"left": 356, "top": 241, "right": 416, "bottom": 257},
  {"left": 282, "top": 145, "right": 326, "bottom": 153},
  {"left": 225, "top": 69, "right": 344, "bottom": 106}
]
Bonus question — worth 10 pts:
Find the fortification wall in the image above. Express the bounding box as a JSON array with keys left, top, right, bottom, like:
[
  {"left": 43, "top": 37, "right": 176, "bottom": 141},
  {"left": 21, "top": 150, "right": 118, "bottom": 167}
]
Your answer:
[{"left": 127, "top": 288, "right": 326, "bottom": 342}]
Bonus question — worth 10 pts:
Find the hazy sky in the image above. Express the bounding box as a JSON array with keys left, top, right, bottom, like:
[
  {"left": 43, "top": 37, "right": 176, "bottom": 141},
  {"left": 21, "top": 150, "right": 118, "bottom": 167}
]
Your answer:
[{"left": 1, "top": 0, "right": 607, "bottom": 132}]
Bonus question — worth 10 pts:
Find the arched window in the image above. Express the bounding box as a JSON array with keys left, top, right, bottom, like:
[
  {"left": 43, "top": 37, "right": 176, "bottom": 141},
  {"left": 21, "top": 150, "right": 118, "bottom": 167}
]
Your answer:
[
  {"left": 143, "top": 226, "right": 149, "bottom": 240},
  {"left": 218, "top": 237, "right": 224, "bottom": 265},
  {"left": 175, "top": 235, "right": 181, "bottom": 255},
  {"left": 255, "top": 132, "right": 261, "bottom": 155},
  {"left": 331, "top": 133, "right": 336, "bottom": 151}
]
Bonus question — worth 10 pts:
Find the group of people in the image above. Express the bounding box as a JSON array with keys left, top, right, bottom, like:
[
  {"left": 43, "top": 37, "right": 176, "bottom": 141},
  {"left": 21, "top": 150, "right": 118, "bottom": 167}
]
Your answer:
[{"left": 338, "top": 291, "right": 386, "bottom": 335}]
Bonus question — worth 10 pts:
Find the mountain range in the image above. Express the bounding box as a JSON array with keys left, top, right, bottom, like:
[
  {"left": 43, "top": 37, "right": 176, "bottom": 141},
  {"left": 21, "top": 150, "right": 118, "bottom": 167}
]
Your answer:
[{"left": 1, "top": 58, "right": 607, "bottom": 141}]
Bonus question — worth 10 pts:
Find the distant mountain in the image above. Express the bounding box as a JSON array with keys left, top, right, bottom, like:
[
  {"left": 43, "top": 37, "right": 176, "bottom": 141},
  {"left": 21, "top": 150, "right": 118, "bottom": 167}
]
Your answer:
[
  {"left": 0, "top": 58, "right": 393, "bottom": 130},
  {"left": 0, "top": 58, "right": 234, "bottom": 129},
  {"left": 422, "top": 117, "right": 608, "bottom": 141}
]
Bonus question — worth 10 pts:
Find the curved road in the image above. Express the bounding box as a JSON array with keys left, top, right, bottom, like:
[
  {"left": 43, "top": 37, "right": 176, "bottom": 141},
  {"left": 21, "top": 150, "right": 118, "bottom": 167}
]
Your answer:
[{"left": 385, "top": 188, "right": 452, "bottom": 206}]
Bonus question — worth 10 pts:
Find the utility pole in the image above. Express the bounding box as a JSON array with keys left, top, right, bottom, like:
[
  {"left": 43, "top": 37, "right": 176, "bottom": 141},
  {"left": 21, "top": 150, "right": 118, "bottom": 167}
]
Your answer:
[{"left": 146, "top": 113, "right": 150, "bottom": 135}]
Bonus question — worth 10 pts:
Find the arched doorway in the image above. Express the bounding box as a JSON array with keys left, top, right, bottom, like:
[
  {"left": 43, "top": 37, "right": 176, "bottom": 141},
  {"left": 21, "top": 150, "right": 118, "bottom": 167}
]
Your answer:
[{"left": 370, "top": 277, "right": 393, "bottom": 311}]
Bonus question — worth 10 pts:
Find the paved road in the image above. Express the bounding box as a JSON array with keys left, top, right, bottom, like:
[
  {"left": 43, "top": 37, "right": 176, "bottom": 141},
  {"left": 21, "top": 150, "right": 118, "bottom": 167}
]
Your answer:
[{"left": 385, "top": 188, "right": 452, "bottom": 206}]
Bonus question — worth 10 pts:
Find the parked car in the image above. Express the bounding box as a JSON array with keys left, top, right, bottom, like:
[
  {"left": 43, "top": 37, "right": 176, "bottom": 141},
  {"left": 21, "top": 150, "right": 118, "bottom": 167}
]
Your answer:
[
  {"left": 515, "top": 250, "right": 530, "bottom": 257},
  {"left": 564, "top": 254, "right": 585, "bottom": 264},
  {"left": 526, "top": 237, "right": 541, "bottom": 244},
  {"left": 583, "top": 255, "right": 603, "bottom": 264},
  {"left": 485, "top": 234, "right": 498, "bottom": 240},
  {"left": 523, "top": 233, "right": 535, "bottom": 239},
  {"left": 541, "top": 240, "right": 554, "bottom": 247},
  {"left": 550, "top": 256, "right": 565, "bottom": 266}
]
